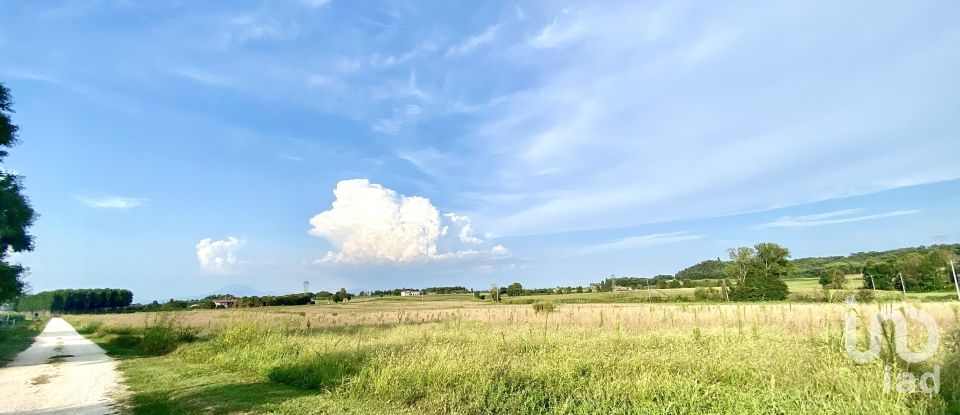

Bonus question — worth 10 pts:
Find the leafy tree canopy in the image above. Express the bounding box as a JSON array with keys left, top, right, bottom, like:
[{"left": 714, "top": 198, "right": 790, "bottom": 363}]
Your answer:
[{"left": 0, "top": 83, "right": 36, "bottom": 304}]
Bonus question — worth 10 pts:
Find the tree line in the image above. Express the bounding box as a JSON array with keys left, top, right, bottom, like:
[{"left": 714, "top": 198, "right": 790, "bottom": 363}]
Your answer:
[
  {"left": 143, "top": 289, "right": 355, "bottom": 310},
  {"left": 16, "top": 289, "right": 134, "bottom": 313},
  {"left": 855, "top": 249, "right": 955, "bottom": 292},
  {"left": 0, "top": 83, "right": 37, "bottom": 305}
]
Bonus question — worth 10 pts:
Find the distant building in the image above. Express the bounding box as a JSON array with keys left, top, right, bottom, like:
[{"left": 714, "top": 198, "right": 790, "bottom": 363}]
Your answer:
[
  {"left": 612, "top": 286, "right": 633, "bottom": 292},
  {"left": 400, "top": 290, "right": 422, "bottom": 297},
  {"left": 212, "top": 298, "right": 236, "bottom": 308}
]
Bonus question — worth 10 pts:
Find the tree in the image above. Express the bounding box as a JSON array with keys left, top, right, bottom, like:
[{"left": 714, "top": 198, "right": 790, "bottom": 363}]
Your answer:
[
  {"left": 725, "top": 247, "right": 754, "bottom": 286},
  {"left": 896, "top": 253, "right": 924, "bottom": 292},
  {"left": 727, "top": 243, "right": 790, "bottom": 301},
  {"left": 0, "top": 83, "right": 36, "bottom": 304},
  {"left": 920, "top": 249, "right": 950, "bottom": 292},
  {"left": 333, "top": 288, "right": 349, "bottom": 303},
  {"left": 506, "top": 282, "right": 523, "bottom": 297},
  {"left": 819, "top": 266, "right": 847, "bottom": 290},
  {"left": 755, "top": 242, "right": 791, "bottom": 279},
  {"left": 862, "top": 259, "right": 895, "bottom": 290}
]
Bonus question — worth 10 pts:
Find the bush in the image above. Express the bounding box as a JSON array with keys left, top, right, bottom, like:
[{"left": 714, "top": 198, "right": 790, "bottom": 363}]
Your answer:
[
  {"left": 855, "top": 289, "right": 875, "bottom": 303},
  {"left": 693, "top": 287, "right": 723, "bottom": 301},
  {"left": 730, "top": 274, "right": 789, "bottom": 301},
  {"left": 532, "top": 301, "right": 556, "bottom": 314}
]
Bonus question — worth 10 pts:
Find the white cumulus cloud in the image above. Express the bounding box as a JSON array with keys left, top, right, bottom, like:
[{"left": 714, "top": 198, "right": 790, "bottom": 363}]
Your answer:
[
  {"left": 308, "top": 179, "right": 507, "bottom": 264},
  {"left": 196, "top": 236, "right": 246, "bottom": 274}
]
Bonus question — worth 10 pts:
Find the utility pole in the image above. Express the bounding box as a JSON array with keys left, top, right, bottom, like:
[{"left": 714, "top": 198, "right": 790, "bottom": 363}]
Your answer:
[
  {"left": 646, "top": 278, "right": 651, "bottom": 301},
  {"left": 898, "top": 272, "right": 906, "bottom": 295},
  {"left": 951, "top": 260, "right": 959, "bottom": 301},
  {"left": 303, "top": 281, "right": 310, "bottom": 294}
]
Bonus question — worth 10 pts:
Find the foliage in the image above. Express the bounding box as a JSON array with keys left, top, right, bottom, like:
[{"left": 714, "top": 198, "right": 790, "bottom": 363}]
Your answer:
[
  {"left": 920, "top": 249, "right": 951, "bottom": 292},
  {"left": 0, "top": 314, "right": 45, "bottom": 364},
  {"left": 597, "top": 275, "right": 676, "bottom": 291},
  {"left": 531, "top": 301, "right": 556, "bottom": 314},
  {"left": 0, "top": 83, "right": 36, "bottom": 304},
  {"left": 693, "top": 287, "right": 724, "bottom": 301},
  {"left": 333, "top": 288, "right": 351, "bottom": 303},
  {"left": 425, "top": 286, "right": 469, "bottom": 294},
  {"left": 791, "top": 243, "right": 960, "bottom": 282},
  {"left": 16, "top": 288, "right": 133, "bottom": 313},
  {"left": 676, "top": 259, "right": 726, "bottom": 280},
  {"left": 818, "top": 266, "right": 847, "bottom": 290},
  {"left": 854, "top": 288, "right": 875, "bottom": 303},
  {"left": 726, "top": 243, "right": 790, "bottom": 301},
  {"left": 862, "top": 259, "right": 897, "bottom": 290},
  {"left": 506, "top": 282, "right": 523, "bottom": 297}
]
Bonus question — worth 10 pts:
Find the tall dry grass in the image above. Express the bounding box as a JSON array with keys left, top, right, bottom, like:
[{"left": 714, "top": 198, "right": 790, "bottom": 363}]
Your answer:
[{"left": 68, "top": 300, "right": 960, "bottom": 414}]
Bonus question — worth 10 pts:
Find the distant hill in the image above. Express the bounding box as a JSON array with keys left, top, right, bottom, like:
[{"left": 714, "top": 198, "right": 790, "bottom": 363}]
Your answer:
[
  {"left": 676, "top": 243, "right": 960, "bottom": 279},
  {"left": 789, "top": 243, "right": 960, "bottom": 278},
  {"left": 174, "top": 284, "right": 280, "bottom": 301}
]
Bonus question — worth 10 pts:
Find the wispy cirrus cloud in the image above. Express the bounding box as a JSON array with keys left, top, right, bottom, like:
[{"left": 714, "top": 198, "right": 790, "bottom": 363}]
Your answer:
[
  {"left": 756, "top": 209, "right": 922, "bottom": 229},
  {"left": 74, "top": 195, "right": 147, "bottom": 209},
  {"left": 579, "top": 231, "right": 703, "bottom": 255},
  {"left": 173, "top": 68, "right": 234, "bottom": 87},
  {"left": 446, "top": 25, "right": 499, "bottom": 57}
]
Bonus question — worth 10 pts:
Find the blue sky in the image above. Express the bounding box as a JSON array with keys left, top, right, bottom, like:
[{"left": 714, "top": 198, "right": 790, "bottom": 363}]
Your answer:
[{"left": 1, "top": 1, "right": 958, "bottom": 302}]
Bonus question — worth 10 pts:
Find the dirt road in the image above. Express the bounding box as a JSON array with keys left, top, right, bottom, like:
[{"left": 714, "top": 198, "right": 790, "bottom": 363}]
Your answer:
[{"left": 0, "top": 317, "right": 123, "bottom": 414}]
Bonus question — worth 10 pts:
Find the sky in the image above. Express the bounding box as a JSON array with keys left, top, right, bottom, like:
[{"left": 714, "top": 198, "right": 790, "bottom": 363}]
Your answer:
[{"left": 1, "top": 1, "right": 958, "bottom": 302}]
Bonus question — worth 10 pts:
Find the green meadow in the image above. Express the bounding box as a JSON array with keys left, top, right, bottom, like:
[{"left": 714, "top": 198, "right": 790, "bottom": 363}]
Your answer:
[{"left": 69, "top": 297, "right": 960, "bottom": 414}]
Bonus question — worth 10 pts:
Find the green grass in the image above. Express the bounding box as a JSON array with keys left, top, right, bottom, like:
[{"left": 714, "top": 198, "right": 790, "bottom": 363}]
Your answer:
[
  {"left": 71, "top": 302, "right": 960, "bottom": 415},
  {"left": 0, "top": 314, "right": 45, "bottom": 364},
  {"left": 73, "top": 318, "right": 416, "bottom": 414},
  {"left": 115, "top": 355, "right": 418, "bottom": 415}
]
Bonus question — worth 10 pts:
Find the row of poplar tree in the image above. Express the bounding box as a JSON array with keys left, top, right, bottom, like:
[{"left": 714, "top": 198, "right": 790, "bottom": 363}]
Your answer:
[{"left": 15, "top": 289, "right": 134, "bottom": 313}]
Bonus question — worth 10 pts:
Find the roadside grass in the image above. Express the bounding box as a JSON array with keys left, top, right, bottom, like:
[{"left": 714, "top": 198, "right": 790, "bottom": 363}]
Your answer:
[
  {"left": 69, "top": 301, "right": 960, "bottom": 414},
  {"left": 116, "top": 355, "right": 416, "bottom": 415},
  {"left": 0, "top": 315, "right": 46, "bottom": 364}
]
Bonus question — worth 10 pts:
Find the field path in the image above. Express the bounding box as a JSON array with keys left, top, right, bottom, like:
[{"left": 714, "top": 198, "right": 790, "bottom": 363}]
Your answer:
[{"left": 0, "top": 317, "right": 124, "bottom": 414}]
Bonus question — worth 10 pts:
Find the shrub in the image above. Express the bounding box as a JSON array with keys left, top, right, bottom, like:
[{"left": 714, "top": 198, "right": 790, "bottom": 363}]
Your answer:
[
  {"left": 693, "top": 287, "right": 722, "bottom": 301},
  {"left": 532, "top": 301, "right": 556, "bottom": 314},
  {"left": 855, "top": 289, "right": 875, "bottom": 303},
  {"left": 730, "top": 274, "right": 789, "bottom": 301}
]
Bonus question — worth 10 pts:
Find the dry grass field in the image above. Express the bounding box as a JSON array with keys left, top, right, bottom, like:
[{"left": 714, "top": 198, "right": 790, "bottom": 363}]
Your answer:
[{"left": 67, "top": 297, "right": 960, "bottom": 414}]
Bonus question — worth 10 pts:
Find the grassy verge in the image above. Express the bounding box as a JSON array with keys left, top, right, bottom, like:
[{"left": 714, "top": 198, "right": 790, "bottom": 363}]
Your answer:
[
  {"left": 70, "top": 315, "right": 414, "bottom": 414},
  {"left": 0, "top": 315, "right": 46, "bottom": 364},
  {"left": 113, "top": 355, "right": 416, "bottom": 415}
]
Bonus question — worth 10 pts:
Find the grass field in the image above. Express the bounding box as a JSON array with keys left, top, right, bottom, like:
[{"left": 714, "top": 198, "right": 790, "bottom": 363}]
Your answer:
[
  {"left": 69, "top": 298, "right": 960, "bottom": 414},
  {"left": 0, "top": 314, "right": 46, "bottom": 364},
  {"left": 490, "top": 277, "right": 956, "bottom": 305}
]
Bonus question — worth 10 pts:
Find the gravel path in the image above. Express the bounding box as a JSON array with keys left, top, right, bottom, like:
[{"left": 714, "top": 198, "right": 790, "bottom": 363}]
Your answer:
[{"left": 0, "top": 318, "right": 124, "bottom": 414}]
